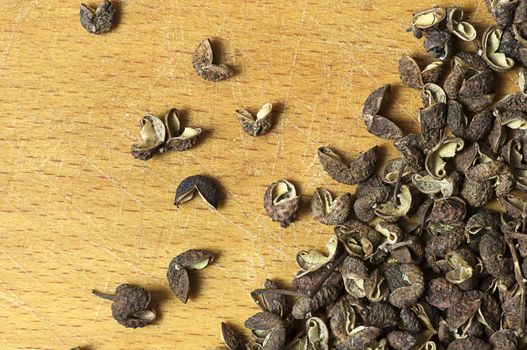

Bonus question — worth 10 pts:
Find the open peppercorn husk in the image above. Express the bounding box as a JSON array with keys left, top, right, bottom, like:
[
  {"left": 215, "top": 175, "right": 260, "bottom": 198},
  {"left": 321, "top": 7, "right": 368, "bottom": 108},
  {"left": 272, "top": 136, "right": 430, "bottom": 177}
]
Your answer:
[
  {"left": 92, "top": 284, "right": 156, "bottom": 328},
  {"left": 131, "top": 108, "right": 202, "bottom": 160}
]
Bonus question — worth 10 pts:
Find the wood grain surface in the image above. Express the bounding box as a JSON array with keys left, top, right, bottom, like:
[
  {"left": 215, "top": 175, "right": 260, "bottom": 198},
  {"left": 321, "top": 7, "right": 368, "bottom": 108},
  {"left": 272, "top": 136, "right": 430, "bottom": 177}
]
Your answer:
[{"left": 0, "top": 1, "right": 515, "bottom": 349}]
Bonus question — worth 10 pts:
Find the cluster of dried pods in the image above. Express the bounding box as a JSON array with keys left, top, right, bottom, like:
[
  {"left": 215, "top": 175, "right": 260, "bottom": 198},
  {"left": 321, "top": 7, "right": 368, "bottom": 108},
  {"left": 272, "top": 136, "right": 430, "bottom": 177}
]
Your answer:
[
  {"left": 92, "top": 249, "right": 214, "bottom": 329},
  {"left": 220, "top": 4, "right": 527, "bottom": 350}
]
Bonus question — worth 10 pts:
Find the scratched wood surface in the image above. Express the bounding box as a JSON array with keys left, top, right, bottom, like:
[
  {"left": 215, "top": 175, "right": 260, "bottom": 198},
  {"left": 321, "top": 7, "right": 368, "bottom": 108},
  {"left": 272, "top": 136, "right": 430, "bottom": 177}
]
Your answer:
[{"left": 0, "top": 1, "right": 514, "bottom": 349}]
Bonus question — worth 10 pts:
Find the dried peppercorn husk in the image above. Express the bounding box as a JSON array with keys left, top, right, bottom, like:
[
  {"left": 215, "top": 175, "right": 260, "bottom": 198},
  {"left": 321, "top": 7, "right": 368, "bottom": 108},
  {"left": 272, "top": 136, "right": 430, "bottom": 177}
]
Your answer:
[
  {"left": 92, "top": 284, "right": 156, "bottom": 328},
  {"left": 354, "top": 177, "right": 392, "bottom": 222},
  {"left": 362, "top": 85, "right": 404, "bottom": 139},
  {"left": 446, "top": 7, "right": 477, "bottom": 41},
  {"left": 251, "top": 279, "right": 289, "bottom": 317},
  {"left": 360, "top": 303, "right": 398, "bottom": 329},
  {"left": 221, "top": 322, "right": 245, "bottom": 350},
  {"left": 264, "top": 179, "right": 301, "bottom": 228},
  {"left": 296, "top": 235, "right": 340, "bottom": 277},
  {"left": 292, "top": 276, "right": 343, "bottom": 319},
  {"left": 399, "top": 55, "right": 444, "bottom": 89},
  {"left": 174, "top": 175, "right": 221, "bottom": 210},
  {"left": 311, "top": 188, "right": 352, "bottom": 225},
  {"left": 192, "top": 38, "right": 234, "bottom": 81},
  {"left": 166, "top": 249, "right": 214, "bottom": 303},
  {"left": 480, "top": 26, "right": 515, "bottom": 72},
  {"left": 236, "top": 103, "right": 274, "bottom": 136},
  {"left": 162, "top": 108, "right": 202, "bottom": 152},
  {"left": 318, "top": 146, "right": 378, "bottom": 185},
  {"left": 447, "top": 101, "right": 494, "bottom": 142},
  {"left": 423, "top": 23, "right": 453, "bottom": 61},
  {"left": 485, "top": 0, "right": 519, "bottom": 28},
  {"left": 335, "top": 219, "right": 383, "bottom": 258},
  {"left": 79, "top": 0, "right": 115, "bottom": 35},
  {"left": 131, "top": 109, "right": 202, "bottom": 160},
  {"left": 383, "top": 263, "right": 425, "bottom": 308},
  {"left": 425, "top": 137, "right": 465, "bottom": 179},
  {"left": 328, "top": 295, "right": 362, "bottom": 343},
  {"left": 131, "top": 115, "right": 166, "bottom": 160},
  {"left": 429, "top": 197, "right": 467, "bottom": 224},
  {"left": 244, "top": 312, "right": 286, "bottom": 350},
  {"left": 374, "top": 185, "right": 414, "bottom": 222}
]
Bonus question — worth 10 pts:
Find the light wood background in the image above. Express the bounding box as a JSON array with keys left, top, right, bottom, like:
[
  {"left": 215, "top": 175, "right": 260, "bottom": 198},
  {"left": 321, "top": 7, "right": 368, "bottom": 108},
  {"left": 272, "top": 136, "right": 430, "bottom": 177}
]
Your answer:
[{"left": 0, "top": 1, "right": 513, "bottom": 349}]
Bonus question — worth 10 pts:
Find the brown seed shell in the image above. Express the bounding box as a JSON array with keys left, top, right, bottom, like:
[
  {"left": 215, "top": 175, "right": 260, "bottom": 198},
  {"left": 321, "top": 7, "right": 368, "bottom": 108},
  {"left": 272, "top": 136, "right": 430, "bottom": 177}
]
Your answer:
[
  {"left": 235, "top": 103, "right": 273, "bottom": 136},
  {"left": 174, "top": 175, "right": 220, "bottom": 210},
  {"left": 426, "top": 278, "right": 463, "bottom": 310},
  {"left": 318, "top": 146, "right": 378, "bottom": 185},
  {"left": 166, "top": 262, "right": 190, "bottom": 303},
  {"left": 221, "top": 322, "right": 244, "bottom": 350},
  {"left": 79, "top": 0, "right": 115, "bottom": 35},
  {"left": 263, "top": 179, "right": 301, "bottom": 228},
  {"left": 387, "top": 330, "right": 418, "bottom": 350},
  {"left": 429, "top": 197, "right": 467, "bottom": 224},
  {"left": 399, "top": 55, "right": 424, "bottom": 89},
  {"left": 192, "top": 39, "right": 234, "bottom": 81},
  {"left": 311, "top": 188, "right": 352, "bottom": 225}
]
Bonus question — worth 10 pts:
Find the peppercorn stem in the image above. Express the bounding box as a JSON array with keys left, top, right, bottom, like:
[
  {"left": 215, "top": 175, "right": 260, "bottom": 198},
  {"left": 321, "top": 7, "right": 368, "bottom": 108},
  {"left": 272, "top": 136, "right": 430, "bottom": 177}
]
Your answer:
[
  {"left": 92, "top": 289, "right": 115, "bottom": 301},
  {"left": 251, "top": 252, "right": 347, "bottom": 299},
  {"left": 392, "top": 161, "right": 405, "bottom": 205}
]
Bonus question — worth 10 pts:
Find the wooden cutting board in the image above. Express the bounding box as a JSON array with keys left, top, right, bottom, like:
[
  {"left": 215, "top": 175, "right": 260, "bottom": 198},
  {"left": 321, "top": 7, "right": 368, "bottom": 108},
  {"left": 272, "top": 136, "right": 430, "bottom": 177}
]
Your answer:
[{"left": 0, "top": 1, "right": 510, "bottom": 349}]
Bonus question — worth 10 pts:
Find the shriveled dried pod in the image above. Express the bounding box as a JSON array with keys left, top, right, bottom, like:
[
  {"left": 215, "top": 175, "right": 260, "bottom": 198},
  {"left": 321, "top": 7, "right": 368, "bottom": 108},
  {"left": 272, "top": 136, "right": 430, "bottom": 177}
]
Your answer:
[
  {"left": 489, "top": 330, "right": 518, "bottom": 350},
  {"left": 131, "top": 115, "right": 166, "bottom": 160},
  {"left": 364, "top": 269, "right": 389, "bottom": 303},
  {"left": 399, "top": 55, "right": 424, "bottom": 89},
  {"left": 252, "top": 279, "right": 289, "bottom": 317},
  {"left": 244, "top": 312, "right": 286, "bottom": 350},
  {"left": 318, "top": 146, "right": 378, "bottom": 185},
  {"left": 425, "top": 137, "right": 465, "bottom": 179},
  {"left": 328, "top": 295, "right": 361, "bottom": 343},
  {"left": 384, "top": 263, "right": 425, "bottom": 308},
  {"left": 426, "top": 278, "right": 463, "bottom": 310},
  {"left": 292, "top": 278, "right": 342, "bottom": 319},
  {"left": 167, "top": 249, "right": 214, "bottom": 303},
  {"left": 426, "top": 223, "right": 466, "bottom": 258},
  {"left": 480, "top": 26, "right": 515, "bottom": 72},
  {"left": 192, "top": 38, "right": 234, "bottom": 81},
  {"left": 375, "top": 221, "right": 404, "bottom": 245},
  {"left": 399, "top": 56, "right": 442, "bottom": 89},
  {"left": 296, "top": 235, "right": 339, "bottom": 277},
  {"left": 360, "top": 303, "right": 399, "bottom": 329},
  {"left": 221, "top": 322, "right": 245, "bottom": 350},
  {"left": 311, "top": 188, "right": 352, "bottom": 225},
  {"left": 305, "top": 317, "right": 330, "bottom": 350},
  {"left": 335, "top": 219, "right": 383, "bottom": 258},
  {"left": 341, "top": 256, "right": 369, "bottom": 280},
  {"left": 382, "top": 159, "right": 417, "bottom": 185},
  {"left": 374, "top": 185, "right": 414, "bottom": 222},
  {"left": 499, "top": 195, "right": 527, "bottom": 221},
  {"left": 343, "top": 326, "right": 383, "bottom": 350},
  {"left": 429, "top": 197, "right": 467, "bottom": 224},
  {"left": 485, "top": 0, "right": 519, "bottom": 28},
  {"left": 479, "top": 233, "right": 513, "bottom": 279},
  {"left": 354, "top": 177, "right": 392, "bottom": 222},
  {"left": 79, "top": 0, "right": 115, "bottom": 35},
  {"left": 174, "top": 175, "right": 220, "bottom": 210},
  {"left": 495, "top": 92, "right": 527, "bottom": 112},
  {"left": 162, "top": 108, "right": 202, "bottom": 152},
  {"left": 264, "top": 179, "right": 301, "bottom": 228},
  {"left": 236, "top": 103, "right": 273, "bottom": 136},
  {"left": 502, "top": 139, "right": 527, "bottom": 190},
  {"left": 447, "top": 101, "right": 494, "bottom": 142},
  {"left": 423, "top": 25, "right": 453, "bottom": 61},
  {"left": 445, "top": 249, "right": 479, "bottom": 290},
  {"left": 410, "top": 6, "right": 447, "bottom": 33},
  {"left": 446, "top": 7, "right": 477, "bottom": 41},
  {"left": 362, "top": 85, "right": 404, "bottom": 139},
  {"left": 92, "top": 284, "right": 156, "bottom": 328},
  {"left": 399, "top": 308, "right": 422, "bottom": 333},
  {"left": 411, "top": 173, "right": 458, "bottom": 197},
  {"left": 501, "top": 286, "right": 525, "bottom": 336},
  {"left": 387, "top": 330, "right": 418, "bottom": 350}
]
